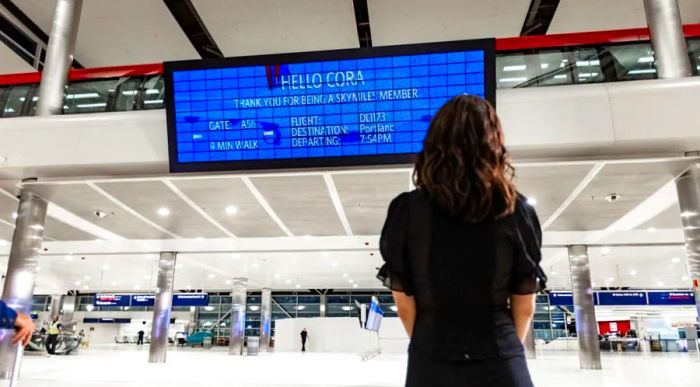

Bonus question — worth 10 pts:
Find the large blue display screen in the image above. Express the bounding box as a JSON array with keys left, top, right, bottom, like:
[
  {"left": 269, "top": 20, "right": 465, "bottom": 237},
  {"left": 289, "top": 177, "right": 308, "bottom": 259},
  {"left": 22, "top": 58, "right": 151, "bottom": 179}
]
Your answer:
[{"left": 164, "top": 40, "right": 495, "bottom": 172}]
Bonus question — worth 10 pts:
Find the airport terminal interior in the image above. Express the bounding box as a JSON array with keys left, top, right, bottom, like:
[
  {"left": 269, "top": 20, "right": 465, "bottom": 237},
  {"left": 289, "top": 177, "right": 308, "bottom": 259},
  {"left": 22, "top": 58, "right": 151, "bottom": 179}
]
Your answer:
[{"left": 0, "top": 0, "right": 700, "bottom": 386}]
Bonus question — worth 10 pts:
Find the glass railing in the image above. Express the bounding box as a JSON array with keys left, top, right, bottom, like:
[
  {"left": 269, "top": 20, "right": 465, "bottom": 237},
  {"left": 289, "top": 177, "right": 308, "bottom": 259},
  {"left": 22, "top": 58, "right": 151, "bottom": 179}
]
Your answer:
[
  {"left": 0, "top": 38, "right": 698, "bottom": 118},
  {"left": 496, "top": 38, "right": 700, "bottom": 88}
]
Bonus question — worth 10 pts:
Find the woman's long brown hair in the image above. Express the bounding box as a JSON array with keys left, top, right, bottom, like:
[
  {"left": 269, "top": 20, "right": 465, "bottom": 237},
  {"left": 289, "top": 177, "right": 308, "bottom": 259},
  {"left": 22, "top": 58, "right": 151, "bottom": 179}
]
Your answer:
[{"left": 414, "top": 94, "right": 516, "bottom": 222}]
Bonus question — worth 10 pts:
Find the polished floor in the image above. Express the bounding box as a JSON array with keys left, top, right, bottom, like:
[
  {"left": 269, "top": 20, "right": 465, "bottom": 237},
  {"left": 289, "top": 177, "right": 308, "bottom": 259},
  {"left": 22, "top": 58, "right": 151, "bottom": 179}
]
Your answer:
[{"left": 10, "top": 346, "right": 700, "bottom": 387}]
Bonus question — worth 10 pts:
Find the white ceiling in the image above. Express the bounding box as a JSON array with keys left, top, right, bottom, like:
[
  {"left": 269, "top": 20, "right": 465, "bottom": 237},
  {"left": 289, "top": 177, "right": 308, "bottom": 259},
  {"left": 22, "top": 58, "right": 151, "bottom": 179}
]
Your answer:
[
  {"left": 368, "top": 0, "right": 531, "bottom": 45},
  {"left": 12, "top": 0, "right": 199, "bottom": 67},
  {"left": 549, "top": 0, "right": 700, "bottom": 34},
  {"left": 0, "top": 43, "right": 34, "bottom": 74},
  {"left": 192, "top": 0, "right": 359, "bottom": 56},
  {"left": 0, "top": 156, "right": 694, "bottom": 294}
]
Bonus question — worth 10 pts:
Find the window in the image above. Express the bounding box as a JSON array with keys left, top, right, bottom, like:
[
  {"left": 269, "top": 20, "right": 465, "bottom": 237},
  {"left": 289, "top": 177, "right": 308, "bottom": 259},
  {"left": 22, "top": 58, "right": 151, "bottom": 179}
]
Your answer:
[
  {"left": 602, "top": 43, "right": 657, "bottom": 81},
  {"left": 64, "top": 80, "right": 117, "bottom": 114},
  {"left": 113, "top": 77, "right": 141, "bottom": 111},
  {"left": 140, "top": 75, "right": 164, "bottom": 109},
  {"left": 1, "top": 85, "right": 32, "bottom": 117}
]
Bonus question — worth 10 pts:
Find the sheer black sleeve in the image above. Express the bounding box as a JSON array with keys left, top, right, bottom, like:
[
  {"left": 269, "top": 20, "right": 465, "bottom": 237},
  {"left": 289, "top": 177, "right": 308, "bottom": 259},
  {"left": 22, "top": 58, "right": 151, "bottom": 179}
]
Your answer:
[
  {"left": 377, "top": 192, "right": 414, "bottom": 296},
  {"left": 510, "top": 195, "right": 547, "bottom": 294}
]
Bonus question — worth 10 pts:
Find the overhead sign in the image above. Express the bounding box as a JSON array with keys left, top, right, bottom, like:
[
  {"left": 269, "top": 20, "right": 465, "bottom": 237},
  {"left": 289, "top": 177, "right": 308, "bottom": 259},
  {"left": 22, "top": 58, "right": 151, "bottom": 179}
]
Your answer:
[
  {"left": 172, "top": 293, "right": 209, "bottom": 307},
  {"left": 595, "top": 292, "right": 647, "bottom": 306},
  {"left": 164, "top": 39, "right": 495, "bottom": 172},
  {"left": 549, "top": 292, "right": 574, "bottom": 306},
  {"left": 130, "top": 294, "right": 156, "bottom": 307},
  {"left": 93, "top": 293, "right": 209, "bottom": 308},
  {"left": 94, "top": 294, "right": 131, "bottom": 307},
  {"left": 647, "top": 291, "right": 696, "bottom": 306}
]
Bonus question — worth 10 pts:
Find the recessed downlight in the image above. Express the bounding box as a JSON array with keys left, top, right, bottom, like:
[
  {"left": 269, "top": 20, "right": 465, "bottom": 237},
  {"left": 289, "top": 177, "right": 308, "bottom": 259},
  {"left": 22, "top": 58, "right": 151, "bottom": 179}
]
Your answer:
[
  {"left": 225, "top": 205, "right": 239, "bottom": 215},
  {"left": 671, "top": 257, "right": 681, "bottom": 263},
  {"left": 629, "top": 270, "right": 638, "bottom": 276},
  {"left": 526, "top": 197, "right": 537, "bottom": 206},
  {"left": 647, "top": 227, "right": 657, "bottom": 233},
  {"left": 157, "top": 207, "right": 171, "bottom": 217}
]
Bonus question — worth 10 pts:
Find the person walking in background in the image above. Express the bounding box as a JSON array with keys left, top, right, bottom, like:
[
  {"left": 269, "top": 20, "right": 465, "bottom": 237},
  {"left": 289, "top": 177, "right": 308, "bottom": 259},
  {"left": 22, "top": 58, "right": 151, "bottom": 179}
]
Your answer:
[
  {"left": 45, "top": 316, "right": 62, "bottom": 355},
  {"left": 0, "top": 300, "right": 35, "bottom": 346},
  {"left": 378, "top": 95, "right": 546, "bottom": 387},
  {"left": 300, "top": 328, "right": 308, "bottom": 352},
  {"left": 137, "top": 329, "right": 145, "bottom": 346}
]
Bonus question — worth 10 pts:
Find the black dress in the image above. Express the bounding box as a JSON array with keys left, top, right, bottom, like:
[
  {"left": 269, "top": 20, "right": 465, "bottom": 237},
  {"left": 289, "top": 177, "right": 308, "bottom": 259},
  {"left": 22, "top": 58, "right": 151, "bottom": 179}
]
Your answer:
[{"left": 377, "top": 190, "right": 546, "bottom": 387}]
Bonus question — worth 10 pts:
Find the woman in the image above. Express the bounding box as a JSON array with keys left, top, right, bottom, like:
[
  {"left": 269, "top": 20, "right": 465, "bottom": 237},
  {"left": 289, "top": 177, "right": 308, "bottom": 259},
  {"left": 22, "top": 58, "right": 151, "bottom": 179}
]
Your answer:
[{"left": 378, "top": 95, "right": 546, "bottom": 387}]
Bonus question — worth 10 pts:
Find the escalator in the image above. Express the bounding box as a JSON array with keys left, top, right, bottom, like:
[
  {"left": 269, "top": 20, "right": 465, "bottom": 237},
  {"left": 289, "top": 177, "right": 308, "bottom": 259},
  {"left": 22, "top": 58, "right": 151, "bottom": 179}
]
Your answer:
[{"left": 25, "top": 332, "right": 81, "bottom": 355}]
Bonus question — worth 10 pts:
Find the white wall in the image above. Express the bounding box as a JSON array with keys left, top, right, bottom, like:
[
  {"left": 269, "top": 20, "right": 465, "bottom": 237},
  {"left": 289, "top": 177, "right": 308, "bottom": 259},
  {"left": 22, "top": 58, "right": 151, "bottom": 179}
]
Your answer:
[{"left": 275, "top": 317, "right": 408, "bottom": 353}]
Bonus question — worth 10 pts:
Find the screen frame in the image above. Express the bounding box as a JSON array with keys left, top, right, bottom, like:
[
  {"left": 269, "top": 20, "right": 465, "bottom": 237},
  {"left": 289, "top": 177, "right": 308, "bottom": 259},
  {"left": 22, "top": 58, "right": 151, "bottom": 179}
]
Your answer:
[{"left": 164, "top": 39, "right": 496, "bottom": 173}]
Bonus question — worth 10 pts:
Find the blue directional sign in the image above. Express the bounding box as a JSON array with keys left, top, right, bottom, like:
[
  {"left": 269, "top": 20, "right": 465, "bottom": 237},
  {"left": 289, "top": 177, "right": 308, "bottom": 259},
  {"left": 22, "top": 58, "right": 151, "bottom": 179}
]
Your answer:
[
  {"left": 164, "top": 39, "right": 495, "bottom": 172},
  {"left": 596, "top": 291, "right": 647, "bottom": 306},
  {"left": 549, "top": 292, "right": 574, "bottom": 306},
  {"left": 94, "top": 294, "right": 131, "bottom": 307},
  {"left": 648, "top": 291, "right": 696, "bottom": 305},
  {"left": 172, "top": 293, "right": 209, "bottom": 307},
  {"left": 130, "top": 294, "right": 156, "bottom": 307}
]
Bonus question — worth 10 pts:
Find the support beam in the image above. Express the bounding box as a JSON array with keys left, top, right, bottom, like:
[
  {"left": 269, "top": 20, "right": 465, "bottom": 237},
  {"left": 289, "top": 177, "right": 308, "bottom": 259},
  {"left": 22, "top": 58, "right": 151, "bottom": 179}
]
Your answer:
[
  {"left": 36, "top": 0, "right": 83, "bottom": 116},
  {"left": 259, "top": 288, "right": 272, "bottom": 353},
  {"left": 148, "top": 252, "right": 177, "bottom": 363},
  {"left": 229, "top": 277, "right": 247, "bottom": 355},
  {"left": 163, "top": 0, "right": 223, "bottom": 59},
  {"left": 520, "top": 0, "right": 561, "bottom": 36},
  {"left": 643, "top": 0, "right": 692, "bottom": 79},
  {"left": 675, "top": 162, "right": 700, "bottom": 321},
  {"left": 0, "top": 191, "right": 48, "bottom": 379},
  {"left": 352, "top": 0, "right": 372, "bottom": 47},
  {"left": 568, "top": 245, "right": 602, "bottom": 370}
]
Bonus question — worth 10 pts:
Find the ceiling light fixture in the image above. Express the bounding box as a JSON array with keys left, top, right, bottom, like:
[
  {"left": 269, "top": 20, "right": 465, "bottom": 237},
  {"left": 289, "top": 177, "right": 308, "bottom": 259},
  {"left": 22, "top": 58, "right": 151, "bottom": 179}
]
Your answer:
[
  {"left": 12, "top": 212, "right": 18, "bottom": 219},
  {"left": 342, "top": 273, "right": 348, "bottom": 278},
  {"left": 601, "top": 247, "right": 611, "bottom": 255},
  {"left": 526, "top": 197, "right": 537, "bottom": 206},
  {"left": 64, "top": 254, "right": 74, "bottom": 261},
  {"left": 274, "top": 274, "right": 281, "bottom": 279},
  {"left": 348, "top": 279, "right": 354, "bottom": 284},
  {"left": 225, "top": 205, "right": 239, "bottom": 215},
  {"left": 342, "top": 306, "right": 353, "bottom": 311},
  {"left": 207, "top": 274, "right": 215, "bottom": 279},
  {"left": 225, "top": 279, "right": 233, "bottom": 285},
  {"left": 134, "top": 285, "right": 141, "bottom": 290},
  {"left": 252, "top": 263, "right": 260, "bottom": 269},
  {"left": 682, "top": 276, "right": 689, "bottom": 282},
  {"left": 671, "top": 257, "right": 681, "bottom": 263},
  {"left": 74, "top": 281, "right": 80, "bottom": 286},
  {"left": 331, "top": 262, "right": 339, "bottom": 267},
  {"left": 93, "top": 210, "right": 108, "bottom": 219},
  {"left": 657, "top": 281, "right": 664, "bottom": 287},
  {"left": 195, "top": 237, "right": 204, "bottom": 241},
  {"left": 111, "top": 281, "right": 118, "bottom": 286},
  {"left": 296, "top": 305, "right": 306, "bottom": 310},
  {"left": 84, "top": 275, "right": 91, "bottom": 280},
  {"left": 551, "top": 271, "right": 557, "bottom": 275},
  {"left": 102, "top": 265, "right": 110, "bottom": 271},
  {"left": 0, "top": 240, "right": 8, "bottom": 246},
  {"left": 630, "top": 270, "right": 638, "bottom": 276},
  {"left": 647, "top": 227, "right": 657, "bottom": 233},
  {"left": 681, "top": 211, "right": 697, "bottom": 218},
  {"left": 353, "top": 284, "right": 358, "bottom": 288},
  {"left": 285, "top": 279, "right": 292, "bottom": 284},
  {"left": 249, "top": 305, "right": 260, "bottom": 311},
  {"left": 295, "top": 284, "right": 301, "bottom": 289},
  {"left": 503, "top": 64, "right": 527, "bottom": 72},
  {"left": 390, "top": 305, "right": 398, "bottom": 312},
  {"left": 157, "top": 207, "right": 171, "bottom": 217}
]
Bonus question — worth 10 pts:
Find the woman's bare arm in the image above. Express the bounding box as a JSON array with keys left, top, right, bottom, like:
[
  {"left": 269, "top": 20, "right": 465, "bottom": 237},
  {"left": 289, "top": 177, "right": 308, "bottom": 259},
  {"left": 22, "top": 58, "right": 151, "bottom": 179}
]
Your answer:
[
  {"left": 392, "top": 291, "right": 416, "bottom": 338},
  {"left": 510, "top": 293, "right": 536, "bottom": 343}
]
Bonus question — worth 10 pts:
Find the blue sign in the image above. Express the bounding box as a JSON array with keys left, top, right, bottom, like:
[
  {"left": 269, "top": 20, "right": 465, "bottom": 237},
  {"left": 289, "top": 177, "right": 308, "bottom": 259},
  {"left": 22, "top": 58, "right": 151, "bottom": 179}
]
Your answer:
[
  {"left": 172, "top": 293, "right": 209, "bottom": 307},
  {"left": 597, "top": 292, "right": 647, "bottom": 306},
  {"left": 648, "top": 291, "right": 696, "bottom": 305},
  {"left": 549, "top": 292, "right": 574, "bottom": 306},
  {"left": 164, "top": 40, "right": 495, "bottom": 172},
  {"left": 94, "top": 294, "right": 131, "bottom": 307},
  {"left": 130, "top": 294, "right": 156, "bottom": 307}
]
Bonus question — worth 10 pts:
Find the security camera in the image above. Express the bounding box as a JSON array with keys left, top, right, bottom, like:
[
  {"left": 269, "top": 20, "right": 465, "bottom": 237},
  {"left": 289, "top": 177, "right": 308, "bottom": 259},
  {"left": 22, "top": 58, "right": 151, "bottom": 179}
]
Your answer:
[
  {"left": 605, "top": 193, "right": 621, "bottom": 203},
  {"left": 93, "top": 210, "right": 108, "bottom": 218}
]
